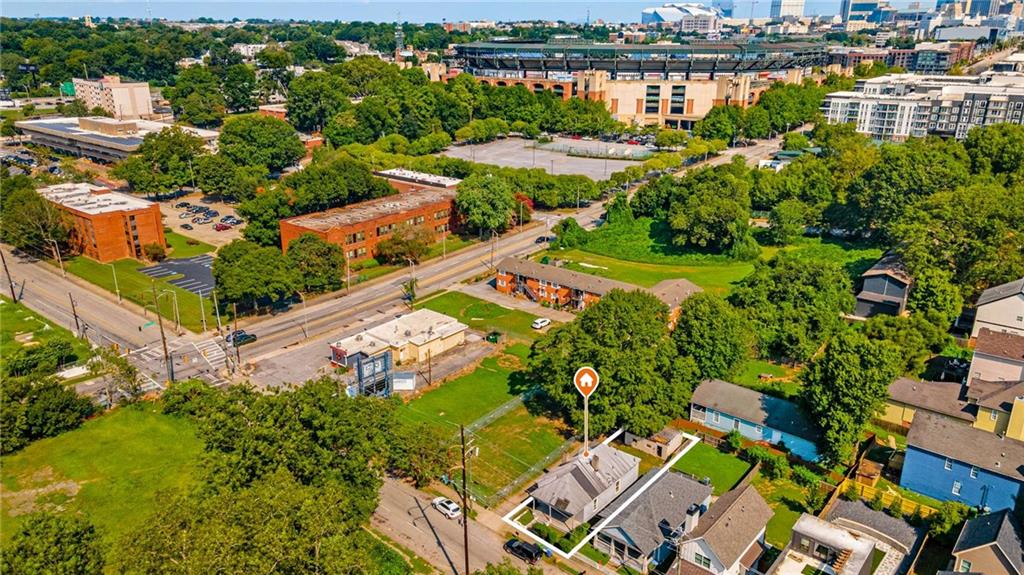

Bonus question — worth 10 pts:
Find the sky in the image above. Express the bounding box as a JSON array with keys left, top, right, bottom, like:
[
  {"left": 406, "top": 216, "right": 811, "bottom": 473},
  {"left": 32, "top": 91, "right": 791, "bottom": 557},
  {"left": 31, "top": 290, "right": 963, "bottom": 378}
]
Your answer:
[{"left": 1, "top": 0, "right": 936, "bottom": 23}]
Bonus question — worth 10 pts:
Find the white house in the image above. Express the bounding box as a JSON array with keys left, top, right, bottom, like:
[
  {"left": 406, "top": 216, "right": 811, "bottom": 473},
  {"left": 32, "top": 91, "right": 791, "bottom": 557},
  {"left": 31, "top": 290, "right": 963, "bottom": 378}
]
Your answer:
[
  {"left": 529, "top": 444, "right": 640, "bottom": 529},
  {"left": 972, "top": 277, "right": 1024, "bottom": 338},
  {"left": 673, "top": 484, "right": 773, "bottom": 575}
]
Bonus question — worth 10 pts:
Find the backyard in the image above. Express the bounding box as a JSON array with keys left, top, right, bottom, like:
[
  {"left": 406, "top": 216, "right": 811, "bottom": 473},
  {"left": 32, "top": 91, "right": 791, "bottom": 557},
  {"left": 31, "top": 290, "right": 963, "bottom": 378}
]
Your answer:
[
  {"left": 752, "top": 472, "right": 812, "bottom": 549},
  {"left": 732, "top": 358, "right": 801, "bottom": 399},
  {"left": 0, "top": 296, "right": 93, "bottom": 371},
  {"left": 469, "top": 405, "right": 569, "bottom": 501},
  {"left": 417, "top": 291, "right": 543, "bottom": 342},
  {"left": 671, "top": 441, "right": 752, "bottom": 495},
  {"left": 0, "top": 405, "right": 202, "bottom": 555}
]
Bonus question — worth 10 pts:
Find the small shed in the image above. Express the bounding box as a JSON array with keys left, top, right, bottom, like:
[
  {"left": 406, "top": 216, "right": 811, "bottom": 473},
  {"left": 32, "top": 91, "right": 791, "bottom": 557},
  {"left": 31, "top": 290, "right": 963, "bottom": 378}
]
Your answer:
[
  {"left": 624, "top": 427, "right": 685, "bottom": 460},
  {"left": 856, "top": 459, "right": 883, "bottom": 487}
]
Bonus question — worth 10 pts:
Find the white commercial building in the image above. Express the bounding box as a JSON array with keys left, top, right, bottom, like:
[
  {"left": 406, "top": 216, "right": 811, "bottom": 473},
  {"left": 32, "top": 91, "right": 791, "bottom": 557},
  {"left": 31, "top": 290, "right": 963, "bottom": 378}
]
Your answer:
[
  {"left": 821, "top": 73, "right": 1024, "bottom": 140},
  {"left": 771, "top": 0, "right": 805, "bottom": 18},
  {"left": 641, "top": 3, "right": 721, "bottom": 32},
  {"left": 14, "top": 116, "right": 219, "bottom": 162},
  {"left": 72, "top": 76, "right": 153, "bottom": 120},
  {"left": 328, "top": 309, "right": 468, "bottom": 367}
]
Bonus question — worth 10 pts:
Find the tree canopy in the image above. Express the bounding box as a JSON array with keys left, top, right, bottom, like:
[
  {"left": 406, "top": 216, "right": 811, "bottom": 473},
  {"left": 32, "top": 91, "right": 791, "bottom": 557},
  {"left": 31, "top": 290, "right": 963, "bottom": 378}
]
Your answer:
[{"left": 218, "top": 114, "right": 305, "bottom": 172}]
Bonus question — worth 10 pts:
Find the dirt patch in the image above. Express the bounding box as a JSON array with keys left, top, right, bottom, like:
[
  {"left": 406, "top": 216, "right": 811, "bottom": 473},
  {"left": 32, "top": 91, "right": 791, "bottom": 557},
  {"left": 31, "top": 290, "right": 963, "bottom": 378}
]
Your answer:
[{"left": 2, "top": 466, "right": 82, "bottom": 516}]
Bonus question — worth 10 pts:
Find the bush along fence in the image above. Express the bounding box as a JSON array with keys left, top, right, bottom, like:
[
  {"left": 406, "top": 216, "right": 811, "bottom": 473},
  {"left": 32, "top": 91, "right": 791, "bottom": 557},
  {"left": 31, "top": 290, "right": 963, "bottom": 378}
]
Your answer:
[{"left": 836, "top": 479, "right": 937, "bottom": 520}]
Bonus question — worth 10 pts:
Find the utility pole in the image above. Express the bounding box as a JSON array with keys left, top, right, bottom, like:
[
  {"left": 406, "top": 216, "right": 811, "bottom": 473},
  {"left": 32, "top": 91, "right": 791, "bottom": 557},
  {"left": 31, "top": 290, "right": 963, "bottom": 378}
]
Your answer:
[
  {"left": 1, "top": 249, "right": 17, "bottom": 302},
  {"left": 232, "top": 303, "right": 241, "bottom": 366},
  {"left": 48, "top": 239, "right": 65, "bottom": 277},
  {"left": 151, "top": 282, "right": 173, "bottom": 383},
  {"left": 198, "top": 292, "right": 207, "bottom": 333},
  {"left": 212, "top": 291, "right": 223, "bottom": 335},
  {"left": 460, "top": 425, "right": 470, "bottom": 575},
  {"left": 68, "top": 292, "right": 81, "bottom": 336}
]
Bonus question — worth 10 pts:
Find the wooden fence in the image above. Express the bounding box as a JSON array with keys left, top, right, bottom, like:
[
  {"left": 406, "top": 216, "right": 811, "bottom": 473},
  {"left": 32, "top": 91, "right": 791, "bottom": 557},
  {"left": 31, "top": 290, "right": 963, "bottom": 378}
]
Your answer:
[{"left": 837, "top": 479, "right": 938, "bottom": 519}]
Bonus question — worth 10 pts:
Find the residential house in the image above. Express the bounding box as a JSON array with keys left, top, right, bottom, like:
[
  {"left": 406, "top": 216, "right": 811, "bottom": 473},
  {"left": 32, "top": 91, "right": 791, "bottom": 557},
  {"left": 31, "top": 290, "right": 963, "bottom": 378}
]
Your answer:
[
  {"left": 971, "top": 277, "right": 1024, "bottom": 338},
  {"left": 772, "top": 514, "right": 876, "bottom": 575},
  {"left": 970, "top": 329, "right": 1024, "bottom": 385},
  {"left": 881, "top": 377, "right": 974, "bottom": 428},
  {"left": 328, "top": 309, "right": 467, "bottom": 367},
  {"left": 529, "top": 444, "right": 640, "bottom": 529},
  {"left": 594, "top": 469, "right": 713, "bottom": 573},
  {"left": 899, "top": 411, "right": 1024, "bottom": 512},
  {"left": 689, "top": 379, "right": 821, "bottom": 462},
  {"left": 673, "top": 484, "right": 774, "bottom": 575},
  {"left": 951, "top": 510, "right": 1024, "bottom": 575},
  {"left": 624, "top": 427, "right": 686, "bottom": 460},
  {"left": 854, "top": 253, "right": 912, "bottom": 318},
  {"left": 827, "top": 499, "right": 927, "bottom": 574},
  {"left": 966, "top": 329, "right": 1024, "bottom": 441}
]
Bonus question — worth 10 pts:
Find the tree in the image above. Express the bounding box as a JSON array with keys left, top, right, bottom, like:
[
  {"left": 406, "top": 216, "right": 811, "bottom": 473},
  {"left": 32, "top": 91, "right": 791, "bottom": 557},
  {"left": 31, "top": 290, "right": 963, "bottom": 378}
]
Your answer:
[
  {"left": 167, "top": 66, "right": 226, "bottom": 127},
  {"left": 742, "top": 106, "right": 771, "bottom": 139},
  {"left": 375, "top": 224, "right": 435, "bottom": 264},
  {"left": 0, "top": 181, "right": 71, "bottom": 256},
  {"left": 782, "top": 132, "right": 810, "bottom": 151},
  {"left": 907, "top": 268, "right": 963, "bottom": 328},
  {"left": 194, "top": 153, "right": 239, "bottom": 197},
  {"left": 455, "top": 174, "right": 517, "bottom": 234},
  {"left": 693, "top": 105, "right": 743, "bottom": 142},
  {"left": 221, "top": 63, "right": 257, "bottom": 112},
  {"left": 388, "top": 421, "right": 451, "bottom": 488},
  {"left": 143, "top": 243, "right": 167, "bottom": 262},
  {"left": 0, "top": 375, "right": 96, "bottom": 454},
  {"left": 2, "top": 513, "right": 104, "bottom": 575},
  {"left": 963, "top": 123, "right": 1024, "bottom": 178},
  {"left": 287, "top": 71, "right": 352, "bottom": 132},
  {"left": 672, "top": 293, "right": 749, "bottom": 380},
  {"left": 237, "top": 188, "right": 295, "bottom": 247},
  {"left": 214, "top": 244, "right": 298, "bottom": 307},
  {"left": 667, "top": 157, "right": 753, "bottom": 253},
  {"left": 863, "top": 314, "right": 949, "bottom": 376},
  {"left": 767, "top": 198, "right": 807, "bottom": 245},
  {"left": 801, "top": 330, "right": 902, "bottom": 464},
  {"left": 111, "top": 126, "right": 205, "bottom": 196},
  {"left": 91, "top": 346, "right": 143, "bottom": 405},
  {"left": 550, "top": 217, "right": 588, "bottom": 249},
  {"left": 604, "top": 192, "right": 634, "bottom": 226},
  {"left": 529, "top": 290, "right": 698, "bottom": 437},
  {"left": 286, "top": 233, "right": 346, "bottom": 293},
  {"left": 928, "top": 501, "right": 971, "bottom": 546},
  {"left": 219, "top": 115, "right": 305, "bottom": 172}
]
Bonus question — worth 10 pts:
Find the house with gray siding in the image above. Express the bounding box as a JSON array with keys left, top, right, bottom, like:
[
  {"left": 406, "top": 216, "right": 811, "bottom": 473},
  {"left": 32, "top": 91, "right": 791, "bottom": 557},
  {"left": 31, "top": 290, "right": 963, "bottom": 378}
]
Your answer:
[
  {"left": 689, "top": 379, "right": 821, "bottom": 462},
  {"left": 529, "top": 443, "right": 640, "bottom": 529},
  {"left": 855, "top": 253, "right": 912, "bottom": 318}
]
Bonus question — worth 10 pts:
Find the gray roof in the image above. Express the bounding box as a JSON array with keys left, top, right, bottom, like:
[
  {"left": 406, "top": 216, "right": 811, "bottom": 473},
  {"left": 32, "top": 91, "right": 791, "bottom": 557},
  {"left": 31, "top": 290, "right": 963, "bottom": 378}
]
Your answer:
[
  {"left": 968, "top": 378, "right": 1024, "bottom": 413},
  {"left": 530, "top": 444, "right": 640, "bottom": 519},
  {"left": 953, "top": 510, "right": 1023, "bottom": 575},
  {"left": 977, "top": 277, "right": 1024, "bottom": 307},
  {"left": 691, "top": 379, "right": 820, "bottom": 442},
  {"left": 648, "top": 278, "right": 704, "bottom": 310},
  {"left": 828, "top": 499, "right": 925, "bottom": 554},
  {"left": 499, "top": 257, "right": 641, "bottom": 298},
  {"left": 861, "top": 252, "right": 912, "bottom": 285},
  {"left": 597, "top": 470, "right": 713, "bottom": 556},
  {"left": 888, "top": 378, "right": 974, "bottom": 422},
  {"left": 685, "top": 484, "right": 773, "bottom": 568},
  {"left": 906, "top": 411, "right": 1024, "bottom": 482}
]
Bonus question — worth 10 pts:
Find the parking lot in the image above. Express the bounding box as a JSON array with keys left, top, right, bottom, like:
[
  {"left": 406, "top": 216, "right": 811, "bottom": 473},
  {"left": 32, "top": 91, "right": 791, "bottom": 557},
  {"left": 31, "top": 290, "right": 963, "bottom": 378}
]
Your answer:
[
  {"left": 158, "top": 193, "right": 244, "bottom": 247},
  {"left": 440, "top": 136, "right": 642, "bottom": 180},
  {"left": 139, "top": 254, "right": 215, "bottom": 297}
]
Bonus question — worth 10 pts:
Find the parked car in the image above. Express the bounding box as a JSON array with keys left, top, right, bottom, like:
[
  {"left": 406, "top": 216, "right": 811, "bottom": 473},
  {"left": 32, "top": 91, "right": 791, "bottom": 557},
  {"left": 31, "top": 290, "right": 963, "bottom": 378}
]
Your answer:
[
  {"left": 181, "top": 224, "right": 194, "bottom": 230},
  {"left": 188, "top": 205, "right": 205, "bottom": 213},
  {"left": 175, "top": 202, "right": 191, "bottom": 209},
  {"left": 534, "top": 235, "right": 549, "bottom": 244},
  {"left": 179, "top": 212, "right": 193, "bottom": 219},
  {"left": 192, "top": 217, "right": 212, "bottom": 224},
  {"left": 213, "top": 223, "right": 232, "bottom": 231},
  {"left": 431, "top": 497, "right": 461, "bottom": 520},
  {"left": 233, "top": 333, "right": 257, "bottom": 347},
  {"left": 504, "top": 539, "right": 542, "bottom": 564},
  {"left": 531, "top": 318, "right": 552, "bottom": 330},
  {"left": 220, "top": 215, "right": 234, "bottom": 223},
  {"left": 205, "top": 210, "right": 220, "bottom": 218}
]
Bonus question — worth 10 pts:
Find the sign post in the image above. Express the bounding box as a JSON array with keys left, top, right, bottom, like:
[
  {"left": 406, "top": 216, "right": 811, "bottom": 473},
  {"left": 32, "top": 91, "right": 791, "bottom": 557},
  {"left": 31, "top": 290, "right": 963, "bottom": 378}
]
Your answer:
[{"left": 574, "top": 366, "right": 600, "bottom": 458}]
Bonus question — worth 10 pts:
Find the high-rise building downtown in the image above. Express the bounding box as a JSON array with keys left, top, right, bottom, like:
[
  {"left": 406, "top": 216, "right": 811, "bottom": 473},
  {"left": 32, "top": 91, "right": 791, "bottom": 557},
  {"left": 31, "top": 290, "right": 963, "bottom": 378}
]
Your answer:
[{"left": 771, "top": 0, "right": 805, "bottom": 18}]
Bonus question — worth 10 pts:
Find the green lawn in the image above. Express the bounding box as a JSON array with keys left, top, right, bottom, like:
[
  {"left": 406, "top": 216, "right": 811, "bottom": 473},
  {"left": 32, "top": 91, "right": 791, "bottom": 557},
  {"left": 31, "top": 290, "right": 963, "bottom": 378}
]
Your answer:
[
  {"left": 165, "top": 231, "right": 215, "bottom": 258},
  {"left": 874, "top": 476, "right": 944, "bottom": 509},
  {"left": 0, "top": 405, "right": 202, "bottom": 553},
  {"left": 349, "top": 235, "right": 478, "bottom": 285},
  {"left": 399, "top": 352, "right": 528, "bottom": 429},
  {"left": 871, "top": 548, "right": 886, "bottom": 574},
  {"left": 470, "top": 405, "right": 566, "bottom": 500},
  {"left": 1, "top": 297, "right": 93, "bottom": 371},
  {"left": 752, "top": 473, "right": 810, "bottom": 548},
  {"left": 417, "top": 291, "right": 542, "bottom": 342},
  {"left": 65, "top": 256, "right": 215, "bottom": 333},
  {"left": 732, "top": 359, "right": 801, "bottom": 399},
  {"left": 672, "top": 441, "right": 752, "bottom": 495}
]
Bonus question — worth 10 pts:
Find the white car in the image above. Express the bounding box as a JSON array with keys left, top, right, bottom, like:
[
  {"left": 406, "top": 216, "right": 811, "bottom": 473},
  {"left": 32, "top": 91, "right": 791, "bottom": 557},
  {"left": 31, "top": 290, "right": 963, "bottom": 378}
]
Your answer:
[
  {"left": 531, "top": 317, "right": 552, "bottom": 330},
  {"left": 431, "top": 497, "right": 461, "bottom": 520}
]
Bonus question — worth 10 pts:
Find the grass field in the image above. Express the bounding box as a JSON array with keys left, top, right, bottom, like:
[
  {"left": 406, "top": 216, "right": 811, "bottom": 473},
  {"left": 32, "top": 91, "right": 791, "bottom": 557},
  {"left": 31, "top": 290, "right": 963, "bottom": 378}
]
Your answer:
[
  {"left": 399, "top": 353, "right": 528, "bottom": 429},
  {"left": 469, "top": 405, "right": 567, "bottom": 500},
  {"left": 672, "top": 441, "right": 752, "bottom": 495},
  {"left": 0, "top": 405, "right": 202, "bottom": 551},
  {"left": 752, "top": 472, "right": 810, "bottom": 548},
  {"left": 165, "top": 231, "right": 215, "bottom": 258},
  {"left": 732, "top": 359, "right": 801, "bottom": 399},
  {"left": 65, "top": 256, "right": 215, "bottom": 333},
  {"left": 1, "top": 297, "right": 93, "bottom": 371},
  {"left": 417, "top": 291, "right": 542, "bottom": 341}
]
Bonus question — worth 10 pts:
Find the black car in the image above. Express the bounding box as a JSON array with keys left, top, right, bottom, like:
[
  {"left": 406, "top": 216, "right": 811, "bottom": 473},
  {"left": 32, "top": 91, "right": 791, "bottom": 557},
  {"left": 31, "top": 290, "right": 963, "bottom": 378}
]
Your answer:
[
  {"left": 225, "top": 329, "right": 247, "bottom": 343},
  {"left": 175, "top": 201, "right": 191, "bottom": 209},
  {"left": 504, "top": 539, "right": 542, "bottom": 564},
  {"left": 181, "top": 224, "right": 194, "bottom": 230},
  {"left": 233, "top": 333, "right": 257, "bottom": 347},
  {"left": 534, "top": 236, "right": 548, "bottom": 244}
]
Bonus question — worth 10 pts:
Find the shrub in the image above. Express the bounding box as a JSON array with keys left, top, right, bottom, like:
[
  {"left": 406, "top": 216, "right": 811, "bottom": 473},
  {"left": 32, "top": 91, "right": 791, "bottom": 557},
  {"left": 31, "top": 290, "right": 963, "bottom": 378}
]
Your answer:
[
  {"left": 842, "top": 482, "right": 859, "bottom": 501},
  {"left": 144, "top": 243, "right": 167, "bottom": 261},
  {"left": 805, "top": 485, "right": 827, "bottom": 513},
  {"left": 723, "top": 430, "right": 743, "bottom": 453},
  {"left": 868, "top": 491, "right": 886, "bottom": 511},
  {"left": 887, "top": 495, "right": 904, "bottom": 519},
  {"left": 4, "top": 338, "right": 77, "bottom": 377},
  {"left": 186, "top": 238, "right": 201, "bottom": 246},
  {"left": 791, "top": 466, "right": 821, "bottom": 489},
  {"left": 928, "top": 501, "right": 971, "bottom": 545},
  {"left": 743, "top": 446, "right": 790, "bottom": 480}
]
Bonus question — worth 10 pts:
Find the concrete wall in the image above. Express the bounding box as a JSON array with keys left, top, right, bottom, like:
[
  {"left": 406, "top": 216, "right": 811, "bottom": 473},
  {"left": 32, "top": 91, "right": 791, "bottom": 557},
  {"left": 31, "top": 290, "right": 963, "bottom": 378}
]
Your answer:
[{"left": 899, "top": 445, "right": 1022, "bottom": 511}]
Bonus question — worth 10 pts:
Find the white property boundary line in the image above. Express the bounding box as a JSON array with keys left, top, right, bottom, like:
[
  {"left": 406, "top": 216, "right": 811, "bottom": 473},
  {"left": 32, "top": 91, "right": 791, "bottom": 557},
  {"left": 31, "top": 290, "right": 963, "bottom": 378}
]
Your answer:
[{"left": 500, "top": 428, "right": 700, "bottom": 560}]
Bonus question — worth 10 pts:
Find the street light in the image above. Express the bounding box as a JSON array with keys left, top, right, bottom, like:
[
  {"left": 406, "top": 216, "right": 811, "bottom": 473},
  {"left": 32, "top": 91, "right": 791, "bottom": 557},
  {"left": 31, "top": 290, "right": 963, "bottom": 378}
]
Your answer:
[
  {"left": 297, "top": 292, "right": 309, "bottom": 338},
  {"left": 158, "top": 290, "right": 180, "bottom": 333},
  {"left": 108, "top": 263, "right": 121, "bottom": 303},
  {"left": 47, "top": 239, "right": 65, "bottom": 277}
]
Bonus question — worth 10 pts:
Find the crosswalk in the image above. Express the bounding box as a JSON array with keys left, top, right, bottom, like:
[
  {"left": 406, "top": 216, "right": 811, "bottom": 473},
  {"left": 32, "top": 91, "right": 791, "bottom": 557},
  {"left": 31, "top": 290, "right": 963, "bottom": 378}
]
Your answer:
[{"left": 131, "top": 336, "right": 232, "bottom": 388}]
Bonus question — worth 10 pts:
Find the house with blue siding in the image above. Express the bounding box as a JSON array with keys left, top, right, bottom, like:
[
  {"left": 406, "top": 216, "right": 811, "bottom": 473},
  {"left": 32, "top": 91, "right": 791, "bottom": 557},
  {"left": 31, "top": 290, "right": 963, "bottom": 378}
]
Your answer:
[
  {"left": 689, "top": 379, "right": 821, "bottom": 462},
  {"left": 900, "top": 411, "right": 1024, "bottom": 512}
]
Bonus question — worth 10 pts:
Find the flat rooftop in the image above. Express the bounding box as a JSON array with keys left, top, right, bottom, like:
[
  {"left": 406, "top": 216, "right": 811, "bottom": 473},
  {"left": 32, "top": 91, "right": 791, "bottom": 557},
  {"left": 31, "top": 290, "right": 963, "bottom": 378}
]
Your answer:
[
  {"left": 284, "top": 188, "right": 455, "bottom": 232},
  {"left": 38, "top": 183, "right": 155, "bottom": 215},
  {"left": 375, "top": 168, "right": 462, "bottom": 189},
  {"left": 330, "top": 309, "right": 467, "bottom": 357},
  {"left": 14, "top": 116, "right": 218, "bottom": 149}
]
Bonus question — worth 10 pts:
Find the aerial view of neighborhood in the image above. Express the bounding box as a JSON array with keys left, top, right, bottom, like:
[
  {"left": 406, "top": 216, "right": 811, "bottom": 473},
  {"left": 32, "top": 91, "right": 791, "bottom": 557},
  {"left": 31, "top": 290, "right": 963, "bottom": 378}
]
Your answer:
[{"left": 1, "top": 0, "right": 1023, "bottom": 573}]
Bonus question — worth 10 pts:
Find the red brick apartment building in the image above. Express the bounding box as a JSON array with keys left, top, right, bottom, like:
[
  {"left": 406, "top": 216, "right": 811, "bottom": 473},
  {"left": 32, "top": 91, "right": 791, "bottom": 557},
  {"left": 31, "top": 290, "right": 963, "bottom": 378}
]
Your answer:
[
  {"left": 496, "top": 256, "right": 645, "bottom": 311},
  {"left": 38, "top": 183, "right": 166, "bottom": 262},
  {"left": 279, "top": 170, "right": 461, "bottom": 263}
]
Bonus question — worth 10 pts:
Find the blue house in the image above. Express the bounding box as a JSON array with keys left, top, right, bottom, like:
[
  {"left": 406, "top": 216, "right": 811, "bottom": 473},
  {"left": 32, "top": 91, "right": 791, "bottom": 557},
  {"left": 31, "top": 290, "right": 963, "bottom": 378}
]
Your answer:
[
  {"left": 689, "top": 379, "right": 821, "bottom": 462},
  {"left": 900, "top": 411, "right": 1024, "bottom": 512}
]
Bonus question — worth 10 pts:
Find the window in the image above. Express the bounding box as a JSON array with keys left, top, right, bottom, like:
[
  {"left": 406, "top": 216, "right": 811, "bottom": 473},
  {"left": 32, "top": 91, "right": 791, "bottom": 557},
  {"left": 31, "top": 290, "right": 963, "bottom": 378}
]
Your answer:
[
  {"left": 645, "top": 85, "right": 660, "bottom": 114},
  {"left": 991, "top": 410, "right": 999, "bottom": 421},
  {"left": 960, "top": 560, "right": 972, "bottom": 572},
  {"left": 615, "top": 480, "right": 621, "bottom": 492},
  {"left": 755, "top": 425, "right": 763, "bottom": 434},
  {"left": 593, "top": 499, "right": 599, "bottom": 510},
  {"left": 694, "top": 553, "right": 712, "bottom": 569},
  {"left": 497, "top": 280, "right": 506, "bottom": 287},
  {"left": 952, "top": 480, "right": 962, "bottom": 495},
  {"left": 670, "top": 85, "right": 686, "bottom": 115},
  {"left": 434, "top": 209, "right": 450, "bottom": 219},
  {"left": 733, "top": 420, "right": 740, "bottom": 431},
  {"left": 711, "top": 411, "right": 720, "bottom": 424},
  {"left": 970, "top": 466, "right": 978, "bottom": 479},
  {"left": 944, "top": 458, "right": 953, "bottom": 471}
]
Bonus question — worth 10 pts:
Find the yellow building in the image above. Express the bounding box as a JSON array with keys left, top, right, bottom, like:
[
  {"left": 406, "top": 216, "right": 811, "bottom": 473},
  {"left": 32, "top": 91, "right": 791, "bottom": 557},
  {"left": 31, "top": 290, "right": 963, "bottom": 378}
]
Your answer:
[
  {"left": 882, "top": 377, "right": 974, "bottom": 428},
  {"left": 329, "top": 309, "right": 467, "bottom": 367}
]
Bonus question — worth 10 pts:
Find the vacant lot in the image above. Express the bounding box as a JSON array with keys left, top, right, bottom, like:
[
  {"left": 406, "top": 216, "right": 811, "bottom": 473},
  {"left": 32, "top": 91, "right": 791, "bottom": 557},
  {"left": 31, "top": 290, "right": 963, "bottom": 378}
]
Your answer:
[
  {"left": 1, "top": 297, "right": 92, "bottom": 370},
  {"left": 672, "top": 441, "right": 752, "bottom": 495},
  {"left": 1, "top": 405, "right": 202, "bottom": 550},
  {"left": 441, "top": 137, "right": 640, "bottom": 180},
  {"left": 417, "top": 291, "right": 541, "bottom": 342},
  {"left": 469, "top": 405, "right": 568, "bottom": 501}
]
